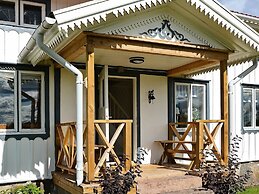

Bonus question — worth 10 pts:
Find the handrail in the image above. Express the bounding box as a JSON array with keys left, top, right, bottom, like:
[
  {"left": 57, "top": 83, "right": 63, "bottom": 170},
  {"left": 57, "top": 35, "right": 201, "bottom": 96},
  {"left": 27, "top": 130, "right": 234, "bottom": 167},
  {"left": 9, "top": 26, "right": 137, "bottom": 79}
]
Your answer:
[{"left": 167, "top": 120, "right": 225, "bottom": 169}]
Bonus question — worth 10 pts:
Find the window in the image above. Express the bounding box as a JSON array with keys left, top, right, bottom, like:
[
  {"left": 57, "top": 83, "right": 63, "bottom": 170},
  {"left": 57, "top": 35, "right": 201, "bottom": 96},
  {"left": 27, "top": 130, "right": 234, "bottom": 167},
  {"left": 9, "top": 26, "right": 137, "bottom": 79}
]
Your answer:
[
  {"left": 0, "top": 66, "right": 48, "bottom": 138},
  {"left": 0, "top": 0, "right": 45, "bottom": 26},
  {"left": 242, "top": 85, "right": 259, "bottom": 130},
  {"left": 0, "top": 0, "right": 18, "bottom": 24},
  {"left": 169, "top": 79, "right": 208, "bottom": 129},
  {"left": 175, "top": 83, "right": 206, "bottom": 123},
  {"left": 20, "top": 1, "right": 45, "bottom": 26}
]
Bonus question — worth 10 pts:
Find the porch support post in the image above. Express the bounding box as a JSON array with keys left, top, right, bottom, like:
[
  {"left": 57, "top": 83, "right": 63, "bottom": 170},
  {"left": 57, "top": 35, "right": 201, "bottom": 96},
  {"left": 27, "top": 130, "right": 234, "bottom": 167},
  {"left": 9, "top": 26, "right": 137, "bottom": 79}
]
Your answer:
[
  {"left": 220, "top": 60, "right": 228, "bottom": 164},
  {"left": 86, "top": 45, "right": 95, "bottom": 181},
  {"left": 124, "top": 121, "right": 132, "bottom": 171}
]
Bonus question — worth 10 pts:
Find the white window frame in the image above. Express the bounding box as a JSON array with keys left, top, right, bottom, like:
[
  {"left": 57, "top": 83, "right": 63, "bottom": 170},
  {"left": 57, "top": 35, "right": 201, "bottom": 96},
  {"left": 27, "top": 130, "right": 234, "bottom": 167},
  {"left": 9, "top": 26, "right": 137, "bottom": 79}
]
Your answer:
[
  {"left": 0, "top": 0, "right": 19, "bottom": 25},
  {"left": 243, "top": 86, "right": 259, "bottom": 131},
  {"left": 0, "top": 69, "right": 18, "bottom": 133},
  {"left": 175, "top": 83, "right": 206, "bottom": 123},
  {"left": 20, "top": 1, "right": 45, "bottom": 27}
]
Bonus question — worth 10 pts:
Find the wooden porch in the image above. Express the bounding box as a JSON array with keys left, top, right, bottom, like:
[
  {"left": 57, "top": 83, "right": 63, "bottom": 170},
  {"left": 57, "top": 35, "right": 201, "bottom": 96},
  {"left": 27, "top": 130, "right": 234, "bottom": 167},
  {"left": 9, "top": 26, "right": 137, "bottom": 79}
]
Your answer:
[{"left": 52, "top": 31, "right": 230, "bottom": 193}]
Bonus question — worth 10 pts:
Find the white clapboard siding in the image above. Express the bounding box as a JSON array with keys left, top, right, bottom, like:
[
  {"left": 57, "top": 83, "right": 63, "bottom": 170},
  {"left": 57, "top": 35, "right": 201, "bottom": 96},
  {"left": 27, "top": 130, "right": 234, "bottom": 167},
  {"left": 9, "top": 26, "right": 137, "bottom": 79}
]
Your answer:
[
  {"left": 0, "top": 29, "right": 5, "bottom": 61},
  {"left": 193, "top": 61, "right": 259, "bottom": 162},
  {"left": 0, "top": 26, "right": 33, "bottom": 63},
  {"left": 0, "top": 137, "right": 53, "bottom": 184}
]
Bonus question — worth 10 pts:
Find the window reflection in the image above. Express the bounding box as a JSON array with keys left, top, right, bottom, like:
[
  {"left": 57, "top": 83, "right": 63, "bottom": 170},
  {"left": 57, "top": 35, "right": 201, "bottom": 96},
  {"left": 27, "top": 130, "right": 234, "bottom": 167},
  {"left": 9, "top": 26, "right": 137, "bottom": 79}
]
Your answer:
[
  {"left": 0, "top": 1, "right": 15, "bottom": 22},
  {"left": 23, "top": 4, "right": 42, "bottom": 25},
  {"left": 21, "top": 73, "right": 41, "bottom": 129},
  {"left": 0, "top": 71, "right": 15, "bottom": 129},
  {"left": 243, "top": 88, "right": 252, "bottom": 127},
  {"left": 192, "top": 85, "right": 204, "bottom": 121},
  {"left": 256, "top": 90, "right": 259, "bottom": 127},
  {"left": 175, "top": 84, "right": 189, "bottom": 124}
]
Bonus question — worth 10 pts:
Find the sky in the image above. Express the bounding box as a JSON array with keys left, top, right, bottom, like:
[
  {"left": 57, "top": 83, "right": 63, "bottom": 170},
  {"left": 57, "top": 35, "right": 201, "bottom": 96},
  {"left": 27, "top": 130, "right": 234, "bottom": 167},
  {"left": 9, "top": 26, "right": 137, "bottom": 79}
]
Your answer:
[{"left": 218, "top": 0, "right": 259, "bottom": 16}]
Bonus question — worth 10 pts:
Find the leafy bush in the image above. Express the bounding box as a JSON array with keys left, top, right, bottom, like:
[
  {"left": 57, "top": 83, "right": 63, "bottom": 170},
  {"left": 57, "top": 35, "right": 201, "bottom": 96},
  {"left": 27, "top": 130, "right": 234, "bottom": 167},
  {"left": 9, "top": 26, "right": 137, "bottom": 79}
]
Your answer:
[
  {"left": 199, "top": 136, "right": 252, "bottom": 194},
  {"left": 0, "top": 183, "right": 44, "bottom": 194},
  {"left": 97, "top": 149, "right": 145, "bottom": 194}
]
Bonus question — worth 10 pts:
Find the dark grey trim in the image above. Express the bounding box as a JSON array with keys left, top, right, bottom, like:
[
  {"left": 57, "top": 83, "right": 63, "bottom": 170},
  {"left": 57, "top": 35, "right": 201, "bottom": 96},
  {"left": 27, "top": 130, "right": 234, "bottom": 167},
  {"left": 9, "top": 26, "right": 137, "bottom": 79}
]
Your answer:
[
  {"left": 75, "top": 63, "right": 167, "bottom": 76},
  {"left": 168, "top": 77, "right": 210, "bottom": 125},
  {"left": 54, "top": 68, "right": 60, "bottom": 124},
  {"left": 241, "top": 83, "right": 259, "bottom": 134},
  {"left": 0, "top": 63, "right": 50, "bottom": 140}
]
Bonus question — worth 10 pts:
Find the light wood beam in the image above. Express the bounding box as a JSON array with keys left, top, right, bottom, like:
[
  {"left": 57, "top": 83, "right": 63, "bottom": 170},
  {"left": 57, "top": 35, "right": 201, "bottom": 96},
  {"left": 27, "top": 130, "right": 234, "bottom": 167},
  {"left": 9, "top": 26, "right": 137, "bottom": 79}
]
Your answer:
[
  {"left": 86, "top": 46, "right": 95, "bottom": 181},
  {"left": 85, "top": 32, "right": 230, "bottom": 61},
  {"left": 58, "top": 32, "right": 86, "bottom": 62},
  {"left": 220, "top": 60, "right": 228, "bottom": 165},
  {"left": 167, "top": 60, "right": 218, "bottom": 77}
]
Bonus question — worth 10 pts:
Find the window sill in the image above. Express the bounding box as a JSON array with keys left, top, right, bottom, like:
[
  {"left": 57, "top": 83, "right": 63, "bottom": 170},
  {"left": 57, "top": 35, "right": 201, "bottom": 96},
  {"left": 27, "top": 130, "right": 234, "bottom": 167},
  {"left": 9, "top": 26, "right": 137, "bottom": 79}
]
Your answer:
[
  {"left": 242, "top": 127, "right": 259, "bottom": 133},
  {"left": 0, "top": 130, "right": 49, "bottom": 140}
]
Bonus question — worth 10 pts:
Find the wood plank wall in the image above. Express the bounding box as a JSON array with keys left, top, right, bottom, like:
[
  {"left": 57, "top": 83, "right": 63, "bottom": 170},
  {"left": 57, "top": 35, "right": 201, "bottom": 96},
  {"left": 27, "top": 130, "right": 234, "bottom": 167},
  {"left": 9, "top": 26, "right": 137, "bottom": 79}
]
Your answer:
[{"left": 51, "top": 0, "right": 93, "bottom": 11}]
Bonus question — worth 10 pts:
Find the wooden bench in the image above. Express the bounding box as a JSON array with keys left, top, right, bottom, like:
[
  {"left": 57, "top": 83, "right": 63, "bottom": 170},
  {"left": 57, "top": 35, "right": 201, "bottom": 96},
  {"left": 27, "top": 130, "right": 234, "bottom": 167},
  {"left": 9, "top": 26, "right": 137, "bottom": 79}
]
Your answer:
[{"left": 155, "top": 140, "right": 197, "bottom": 170}]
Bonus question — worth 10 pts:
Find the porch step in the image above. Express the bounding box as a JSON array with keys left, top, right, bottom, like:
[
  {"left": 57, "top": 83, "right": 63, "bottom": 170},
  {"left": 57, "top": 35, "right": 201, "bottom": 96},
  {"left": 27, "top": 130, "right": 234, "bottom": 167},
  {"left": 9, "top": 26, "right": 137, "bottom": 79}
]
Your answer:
[{"left": 137, "top": 164, "right": 205, "bottom": 194}]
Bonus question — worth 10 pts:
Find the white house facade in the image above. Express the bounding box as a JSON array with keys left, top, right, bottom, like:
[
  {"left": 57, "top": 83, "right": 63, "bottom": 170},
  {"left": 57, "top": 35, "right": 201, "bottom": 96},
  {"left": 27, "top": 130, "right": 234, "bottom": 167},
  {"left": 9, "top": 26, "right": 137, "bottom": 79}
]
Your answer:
[{"left": 0, "top": 0, "right": 258, "bottom": 187}]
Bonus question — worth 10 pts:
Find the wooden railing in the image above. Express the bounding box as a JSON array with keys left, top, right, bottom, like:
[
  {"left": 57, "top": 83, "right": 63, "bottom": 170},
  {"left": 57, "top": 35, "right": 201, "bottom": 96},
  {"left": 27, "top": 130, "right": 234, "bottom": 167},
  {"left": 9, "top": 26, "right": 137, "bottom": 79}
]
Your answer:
[
  {"left": 56, "top": 119, "right": 132, "bottom": 179},
  {"left": 157, "top": 120, "right": 225, "bottom": 170}
]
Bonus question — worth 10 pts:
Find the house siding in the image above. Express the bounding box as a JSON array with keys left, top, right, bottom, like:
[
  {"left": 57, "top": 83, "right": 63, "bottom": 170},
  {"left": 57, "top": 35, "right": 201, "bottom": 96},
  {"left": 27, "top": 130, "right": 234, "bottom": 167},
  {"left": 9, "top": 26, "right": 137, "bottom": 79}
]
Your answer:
[
  {"left": 193, "top": 61, "right": 259, "bottom": 162},
  {"left": 0, "top": 65, "right": 55, "bottom": 184},
  {"left": 0, "top": 26, "right": 33, "bottom": 64},
  {"left": 51, "top": 0, "right": 92, "bottom": 11}
]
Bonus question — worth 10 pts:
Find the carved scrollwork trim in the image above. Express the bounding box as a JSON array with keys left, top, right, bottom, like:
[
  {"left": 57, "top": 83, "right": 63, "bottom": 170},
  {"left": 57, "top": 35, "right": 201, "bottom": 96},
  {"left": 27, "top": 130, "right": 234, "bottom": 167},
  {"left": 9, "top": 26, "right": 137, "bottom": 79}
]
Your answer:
[{"left": 140, "top": 19, "right": 190, "bottom": 42}]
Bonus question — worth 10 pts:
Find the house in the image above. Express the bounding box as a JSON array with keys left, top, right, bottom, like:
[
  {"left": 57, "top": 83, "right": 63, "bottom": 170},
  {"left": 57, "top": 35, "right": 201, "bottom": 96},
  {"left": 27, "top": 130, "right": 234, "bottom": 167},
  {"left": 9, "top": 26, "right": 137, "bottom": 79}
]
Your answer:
[{"left": 0, "top": 0, "right": 258, "bottom": 192}]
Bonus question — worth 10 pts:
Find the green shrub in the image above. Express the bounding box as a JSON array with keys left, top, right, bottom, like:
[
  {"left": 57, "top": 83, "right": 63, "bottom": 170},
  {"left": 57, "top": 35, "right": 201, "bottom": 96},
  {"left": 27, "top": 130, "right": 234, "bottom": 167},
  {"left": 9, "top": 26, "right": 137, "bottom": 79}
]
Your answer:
[{"left": 0, "top": 183, "right": 44, "bottom": 194}]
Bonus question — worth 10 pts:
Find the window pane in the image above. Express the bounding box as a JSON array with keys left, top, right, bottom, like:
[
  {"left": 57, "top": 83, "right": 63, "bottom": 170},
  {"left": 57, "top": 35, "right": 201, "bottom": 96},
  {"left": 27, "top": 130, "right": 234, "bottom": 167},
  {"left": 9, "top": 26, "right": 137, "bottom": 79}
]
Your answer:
[
  {"left": 0, "top": 71, "right": 15, "bottom": 129},
  {"left": 175, "top": 84, "right": 189, "bottom": 124},
  {"left": 243, "top": 88, "right": 252, "bottom": 127},
  {"left": 256, "top": 90, "right": 259, "bottom": 127},
  {"left": 21, "top": 73, "right": 42, "bottom": 129},
  {"left": 23, "top": 4, "right": 42, "bottom": 25},
  {"left": 0, "top": 1, "right": 15, "bottom": 22},
  {"left": 192, "top": 85, "right": 205, "bottom": 120}
]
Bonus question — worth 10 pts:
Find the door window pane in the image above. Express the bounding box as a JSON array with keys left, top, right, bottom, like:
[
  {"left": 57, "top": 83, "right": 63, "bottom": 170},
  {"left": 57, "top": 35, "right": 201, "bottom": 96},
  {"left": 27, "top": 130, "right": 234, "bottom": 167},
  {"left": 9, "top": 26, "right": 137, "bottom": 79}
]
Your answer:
[
  {"left": 0, "top": 71, "right": 15, "bottom": 129},
  {"left": 192, "top": 85, "right": 205, "bottom": 121},
  {"left": 21, "top": 73, "right": 42, "bottom": 129},
  {"left": 0, "top": 1, "right": 15, "bottom": 22},
  {"left": 243, "top": 88, "right": 252, "bottom": 127},
  {"left": 256, "top": 90, "right": 259, "bottom": 127},
  {"left": 175, "top": 84, "right": 189, "bottom": 123},
  {"left": 23, "top": 4, "right": 42, "bottom": 25}
]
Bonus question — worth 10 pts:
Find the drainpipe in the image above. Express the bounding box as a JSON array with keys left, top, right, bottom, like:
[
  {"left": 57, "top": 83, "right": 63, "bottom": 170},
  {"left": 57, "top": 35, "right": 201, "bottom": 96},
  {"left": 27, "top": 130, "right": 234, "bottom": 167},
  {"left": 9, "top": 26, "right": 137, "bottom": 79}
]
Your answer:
[
  {"left": 18, "top": 17, "right": 84, "bottom": 186},
  {"left": 228, "top": 58, "right": 258, "bottom": 137}
]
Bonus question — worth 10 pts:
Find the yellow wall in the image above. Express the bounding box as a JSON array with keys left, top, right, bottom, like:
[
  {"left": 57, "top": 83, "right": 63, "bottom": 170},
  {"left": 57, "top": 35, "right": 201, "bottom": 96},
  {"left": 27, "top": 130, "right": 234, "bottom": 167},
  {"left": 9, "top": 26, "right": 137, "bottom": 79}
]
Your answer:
[{"left": 51, "top": 0, "right": 93, "bottom": 11}]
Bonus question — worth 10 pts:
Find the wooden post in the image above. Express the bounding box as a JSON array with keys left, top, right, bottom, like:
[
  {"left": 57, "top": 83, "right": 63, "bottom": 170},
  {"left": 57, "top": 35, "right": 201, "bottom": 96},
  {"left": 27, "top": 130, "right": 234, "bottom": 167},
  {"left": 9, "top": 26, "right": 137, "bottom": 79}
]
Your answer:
[
  {"left": 196, "top": 121, "right": 204, "bottom": 168},
  {"left": 124, "top": 121, "right": 132, "bottom": 171},
  {"left": 220, "top": 60, "right": 228, "bottom": 164},
  {"left": 86, "top": 46, "right": 95, "bottom": 181}
]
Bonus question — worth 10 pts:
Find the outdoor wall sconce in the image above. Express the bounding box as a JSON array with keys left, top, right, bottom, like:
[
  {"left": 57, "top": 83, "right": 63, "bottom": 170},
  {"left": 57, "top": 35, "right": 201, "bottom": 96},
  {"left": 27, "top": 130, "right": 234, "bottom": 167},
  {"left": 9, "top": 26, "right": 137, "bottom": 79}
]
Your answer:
[
  {"left": 148, "top": 90, "right": 155, "bottom": 104},
  {"left": 129, "top": 56, "right": 144, "bottom": 64}
]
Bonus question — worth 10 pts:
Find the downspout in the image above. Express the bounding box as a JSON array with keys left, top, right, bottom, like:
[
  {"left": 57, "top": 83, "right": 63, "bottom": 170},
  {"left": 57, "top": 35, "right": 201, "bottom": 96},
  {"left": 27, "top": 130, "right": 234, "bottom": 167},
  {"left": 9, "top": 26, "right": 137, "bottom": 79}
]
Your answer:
[
  {"left": 228, "top": 58, "right": 258, "bottom": 137},
  {"left": 18, "top": 17, "right": 84, "bottom": 186}
]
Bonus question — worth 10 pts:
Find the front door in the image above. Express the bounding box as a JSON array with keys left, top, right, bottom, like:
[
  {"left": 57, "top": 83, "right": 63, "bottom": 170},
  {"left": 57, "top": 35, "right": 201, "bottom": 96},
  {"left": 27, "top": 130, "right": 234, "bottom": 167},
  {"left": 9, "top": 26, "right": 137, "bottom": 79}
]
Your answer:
[{"left": 98, "top": 68, "right": 137, "bottom": 160}]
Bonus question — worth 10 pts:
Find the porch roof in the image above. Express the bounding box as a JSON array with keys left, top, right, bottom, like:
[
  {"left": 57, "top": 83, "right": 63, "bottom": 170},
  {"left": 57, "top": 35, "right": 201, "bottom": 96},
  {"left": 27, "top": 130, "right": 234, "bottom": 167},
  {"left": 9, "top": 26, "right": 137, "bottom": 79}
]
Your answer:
[{"left": 18, "top": 0, "right": 259, "bottom": 74}]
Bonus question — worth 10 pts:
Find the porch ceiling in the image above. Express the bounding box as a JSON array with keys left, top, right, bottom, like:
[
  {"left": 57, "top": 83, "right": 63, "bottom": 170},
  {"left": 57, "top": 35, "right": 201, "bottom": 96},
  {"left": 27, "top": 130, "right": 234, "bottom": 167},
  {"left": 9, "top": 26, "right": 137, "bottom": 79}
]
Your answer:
[
  {"left": 57, "top": 31, "right": 230, "bottom": 77},
  {"left": 75, "top": 48, "right": 197, "bottom": 71}
]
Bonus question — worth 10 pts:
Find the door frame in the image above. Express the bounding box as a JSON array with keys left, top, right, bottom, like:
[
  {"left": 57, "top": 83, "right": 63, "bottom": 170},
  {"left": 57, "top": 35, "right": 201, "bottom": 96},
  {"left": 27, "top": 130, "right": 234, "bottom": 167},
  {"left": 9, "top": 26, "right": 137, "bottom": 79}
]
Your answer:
[{"left": 108, "top": 75, "right": 138, "bottom": 160}]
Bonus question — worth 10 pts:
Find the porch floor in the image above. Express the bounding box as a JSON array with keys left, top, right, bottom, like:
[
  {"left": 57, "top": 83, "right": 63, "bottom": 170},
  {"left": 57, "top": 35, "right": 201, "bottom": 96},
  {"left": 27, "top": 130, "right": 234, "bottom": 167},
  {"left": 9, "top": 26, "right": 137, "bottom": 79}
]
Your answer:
[
  {"left": 137, "top": 164, "right": 212, "bottom": 194},
  {"left": 53, "top": 164, "right": 212, "bottom": 194}
]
